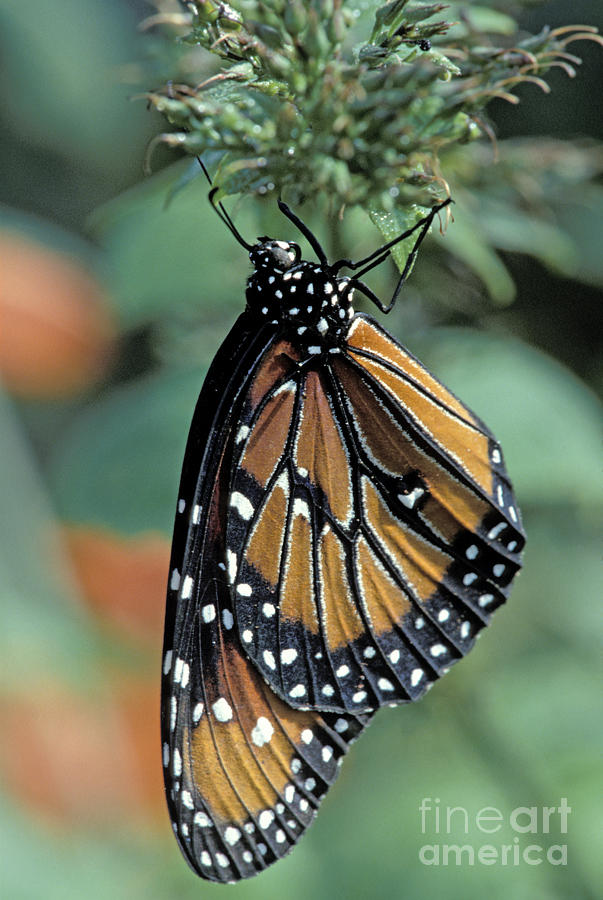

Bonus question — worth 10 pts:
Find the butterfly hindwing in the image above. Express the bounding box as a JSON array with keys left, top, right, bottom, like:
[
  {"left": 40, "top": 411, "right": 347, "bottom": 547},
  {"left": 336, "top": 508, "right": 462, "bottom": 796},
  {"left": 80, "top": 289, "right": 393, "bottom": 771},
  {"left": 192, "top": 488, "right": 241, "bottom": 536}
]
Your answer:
[{"left": 162, "top": 317, "right": 370, "bottom": 883}]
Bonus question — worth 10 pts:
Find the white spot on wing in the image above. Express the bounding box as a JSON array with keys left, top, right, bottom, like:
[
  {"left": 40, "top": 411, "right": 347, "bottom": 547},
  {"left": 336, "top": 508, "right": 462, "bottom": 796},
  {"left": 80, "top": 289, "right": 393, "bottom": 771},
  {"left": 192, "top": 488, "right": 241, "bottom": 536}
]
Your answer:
[
  {"left": 225, "top": 826, "right": 241, "bottom": 846},
  {"left": 212, "top": 698, "right": 233, "bottom": 722},
  {"left": 410, "top": 668, "right": 424, "bottom": 687},
  {"left": 172, "top": 748, "right": 182, "bottom": 777},
  {"left": 276, "top": 471, "right": 290, "bottom": 494},
  {"left": 230, "top": 491, "right": 254, "bottom": 521},
  {"left": 399, "top": 486, "right": 424, "bottom": 508},
  {"left": 293, "top": 498, "right": 310, "bottom": 519},
  {"left": 202, "top": 604, "right": 216, "bottom": 623},
  {"left": 236, "top": 425, "right": 250, "bottom": 444},
  {"left": 251, "top": 716, "right": 274, "bottom": 747},
  {"left": 263, "top": 650, "right": 276, "bottom": 670},
  {"left": 180, "top": 662, "right": 190, "bottom": 689},
  {"left": 274, "top": 380, "right": 295, "bottom": 397},
  {"left": 227, "top": 550, "right": 237, "bottom": 584},
  {"left": 259, "top": 809, "right": 275, "bottom": 829}
]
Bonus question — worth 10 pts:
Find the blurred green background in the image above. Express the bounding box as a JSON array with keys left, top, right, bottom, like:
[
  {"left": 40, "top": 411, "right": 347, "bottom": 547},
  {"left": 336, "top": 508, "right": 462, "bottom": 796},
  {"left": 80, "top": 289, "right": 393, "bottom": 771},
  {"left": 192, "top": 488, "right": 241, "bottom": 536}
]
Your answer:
[{"left": 0, "top": 2, "right": 601, "bottom": 899}]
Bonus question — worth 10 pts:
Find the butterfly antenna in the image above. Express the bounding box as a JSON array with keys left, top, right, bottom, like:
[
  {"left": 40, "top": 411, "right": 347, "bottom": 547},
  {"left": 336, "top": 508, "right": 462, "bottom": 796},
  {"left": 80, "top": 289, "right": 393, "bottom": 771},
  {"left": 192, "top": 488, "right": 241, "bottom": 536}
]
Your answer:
[
  {"left": 197, "top": 157, "right": 253, "bottom": 251},
  {"left": 277, "top": 200, "right": 328, "bottom": 265}
]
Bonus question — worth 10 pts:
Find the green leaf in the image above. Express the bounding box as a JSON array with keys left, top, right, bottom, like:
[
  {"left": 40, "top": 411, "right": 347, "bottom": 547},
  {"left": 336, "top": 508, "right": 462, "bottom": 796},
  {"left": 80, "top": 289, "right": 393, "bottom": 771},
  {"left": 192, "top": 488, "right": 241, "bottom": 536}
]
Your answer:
[
  {"left": 448, "top": 5, "right": 518, "bottom": 37},
  {"left": 553, "top": 185, "right": 603, "bottom": 287},
  {"left": 479, "top": 199, "right": 577, "bottom": 276},
  {"left": 0, "top": 388, "right": 101, "bottom": 685},
  {"left": 49, "top": 369, "right": 207, "bottom": 536},
  {"left": 89, "top": 163, "right": 253, "bottom": 327},
  {"left": 0, "top": 0, "right": 146, "bottom": 172},
  {"left": 369, "top": 204, "right": 432, "bottom": 276},
  {"left": 441, "top": 211, "right": 516, "bottom": 304}
]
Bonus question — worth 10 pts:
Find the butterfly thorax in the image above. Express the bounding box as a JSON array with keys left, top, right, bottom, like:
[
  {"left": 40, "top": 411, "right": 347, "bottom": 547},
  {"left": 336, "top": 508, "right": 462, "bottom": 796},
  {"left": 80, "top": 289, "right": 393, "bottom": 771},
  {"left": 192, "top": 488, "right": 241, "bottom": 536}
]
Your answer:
[{"left": 246, "top": 239, "right": 355, "bottom": 354}]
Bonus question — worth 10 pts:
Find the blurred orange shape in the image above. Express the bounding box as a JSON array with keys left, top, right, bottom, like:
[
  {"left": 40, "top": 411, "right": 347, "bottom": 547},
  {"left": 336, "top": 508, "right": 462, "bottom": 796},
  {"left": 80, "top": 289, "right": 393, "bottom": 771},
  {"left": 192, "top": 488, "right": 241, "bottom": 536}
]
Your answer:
[
  {"left": 0, "top": 231, "right": 116, "bottom": 398},
  {"left": 64, "top": 525, "right": 170, "bottom": 645},
  {"left": 0, "top": 676, "right": 164, "bottom": 828}
]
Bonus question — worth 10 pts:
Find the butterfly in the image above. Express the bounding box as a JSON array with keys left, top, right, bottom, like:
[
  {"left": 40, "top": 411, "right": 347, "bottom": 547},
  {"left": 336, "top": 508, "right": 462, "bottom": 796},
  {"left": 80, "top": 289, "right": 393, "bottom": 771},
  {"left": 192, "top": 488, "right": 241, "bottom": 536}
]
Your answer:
[{"left": 161, "top": 190, "right": 525, "bottom": 882}]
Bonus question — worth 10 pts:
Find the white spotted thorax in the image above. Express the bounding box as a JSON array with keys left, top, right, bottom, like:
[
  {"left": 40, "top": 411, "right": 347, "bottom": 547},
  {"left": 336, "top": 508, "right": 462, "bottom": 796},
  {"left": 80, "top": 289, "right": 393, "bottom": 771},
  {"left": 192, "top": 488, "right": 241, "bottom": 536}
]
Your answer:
[{"left": 246, "top": 239, "right": 355, "bottom": 353}]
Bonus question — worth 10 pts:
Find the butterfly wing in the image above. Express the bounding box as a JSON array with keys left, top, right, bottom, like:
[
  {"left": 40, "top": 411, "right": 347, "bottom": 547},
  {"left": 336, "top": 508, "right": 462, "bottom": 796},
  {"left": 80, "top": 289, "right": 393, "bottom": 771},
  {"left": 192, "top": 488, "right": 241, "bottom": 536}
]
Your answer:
[
  {"left": 161, "top": 315, "right": 371, "bottom": 883},
  {"left": 226, "top": 313, "right": 525, "bottom": 714}
]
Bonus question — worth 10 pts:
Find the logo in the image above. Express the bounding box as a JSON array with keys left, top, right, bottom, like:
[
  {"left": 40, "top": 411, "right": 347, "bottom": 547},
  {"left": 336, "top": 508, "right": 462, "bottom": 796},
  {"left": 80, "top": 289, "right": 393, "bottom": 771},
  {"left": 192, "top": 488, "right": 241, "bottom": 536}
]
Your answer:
[{"left": 418, "top": 797, "right": 571, "bottom": 866}]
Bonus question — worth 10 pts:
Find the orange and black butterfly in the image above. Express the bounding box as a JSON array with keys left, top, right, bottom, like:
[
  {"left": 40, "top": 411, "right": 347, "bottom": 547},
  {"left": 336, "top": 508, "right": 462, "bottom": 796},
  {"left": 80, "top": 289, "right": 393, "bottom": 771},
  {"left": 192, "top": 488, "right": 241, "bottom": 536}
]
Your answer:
[{"left": 161, "top": 192, "right": 525, "bottom": 882}]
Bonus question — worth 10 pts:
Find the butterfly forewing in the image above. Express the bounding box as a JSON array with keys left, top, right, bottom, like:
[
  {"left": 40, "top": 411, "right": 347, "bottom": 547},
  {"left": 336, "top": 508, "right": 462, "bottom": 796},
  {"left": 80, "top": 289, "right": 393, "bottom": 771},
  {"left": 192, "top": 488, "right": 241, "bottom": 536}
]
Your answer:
[{"left": 226, "top": 314, "right": 524, "bottom": 714}]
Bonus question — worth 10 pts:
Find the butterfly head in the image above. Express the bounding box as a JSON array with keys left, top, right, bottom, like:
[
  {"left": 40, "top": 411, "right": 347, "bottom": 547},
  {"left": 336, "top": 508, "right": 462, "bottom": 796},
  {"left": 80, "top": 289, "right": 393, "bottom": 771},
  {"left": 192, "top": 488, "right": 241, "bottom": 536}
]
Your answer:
[{"left": 249, "top": 238, "right": 301, "bottom": 272}]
